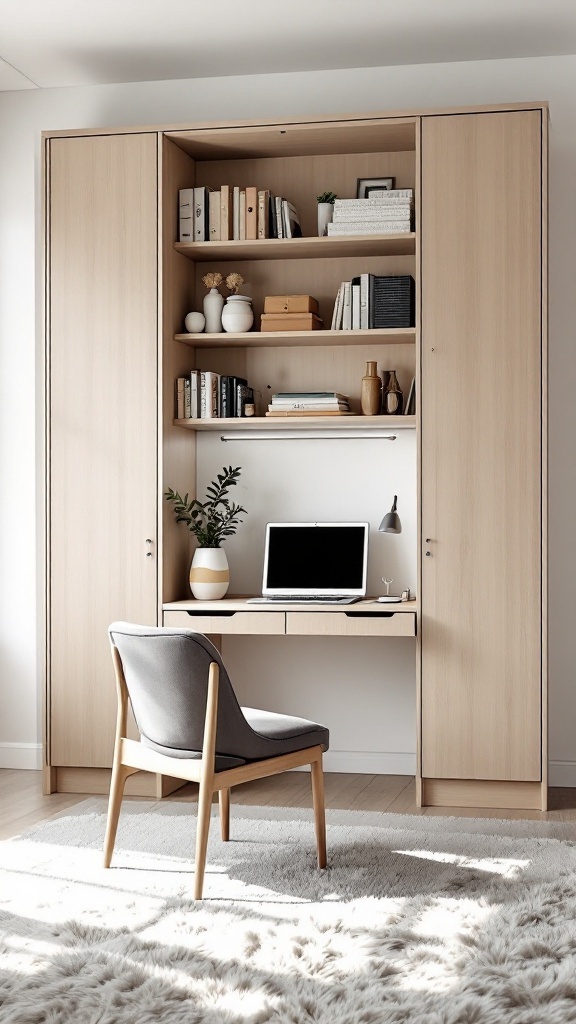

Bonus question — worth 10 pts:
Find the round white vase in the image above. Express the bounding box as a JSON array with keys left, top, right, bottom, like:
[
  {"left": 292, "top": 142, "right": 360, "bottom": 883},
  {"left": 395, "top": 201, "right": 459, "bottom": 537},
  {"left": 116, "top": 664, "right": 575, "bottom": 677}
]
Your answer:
[
  {"left": 221, "top": 295, "right": 254, "bottom": 333},
  {"left": 317, "top": 202, "right": 334, "bottom": 237},
  {"left": 189, "top": 547, "right": 229, "bottom": 600},
  {"left": 203, "top": 288, "right": 224, "bottom": 333},
  {"left": 184, "top": 310, "right": 206, "bottom": 333}
]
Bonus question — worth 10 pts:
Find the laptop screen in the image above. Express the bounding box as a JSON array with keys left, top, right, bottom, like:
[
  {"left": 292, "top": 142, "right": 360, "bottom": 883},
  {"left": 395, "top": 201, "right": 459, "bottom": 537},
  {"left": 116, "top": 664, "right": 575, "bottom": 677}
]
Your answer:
[{"left": 262, "top": 522, "right": 369, "bottom": 597}]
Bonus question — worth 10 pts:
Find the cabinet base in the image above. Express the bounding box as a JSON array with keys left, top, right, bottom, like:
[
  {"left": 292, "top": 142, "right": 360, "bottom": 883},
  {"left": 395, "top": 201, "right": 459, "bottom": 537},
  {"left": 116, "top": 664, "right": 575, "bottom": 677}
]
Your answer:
[
  {"left": 45, "top": 767, "right": 187, "bottom": 798},
  {"left": 421, "top": 777, "right": 546, "bottom": 811}
]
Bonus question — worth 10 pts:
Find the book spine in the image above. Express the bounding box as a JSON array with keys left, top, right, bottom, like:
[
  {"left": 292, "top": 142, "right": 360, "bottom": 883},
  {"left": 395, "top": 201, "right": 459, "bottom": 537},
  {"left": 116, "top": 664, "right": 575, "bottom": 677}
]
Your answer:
[
  {"left": 332, "top": 208, "right": 412, "bottom": 221},
  {"left": 351, "top": 278, "right": 361, "bottom": 331},
  {"left": 233, "top": 186, "right": 240, "bottom": 240},
  {"left": 183, "top": 378, "right": 191, "bottom": 418},
  {"left": 275, "top": 196, "right": 284, "bottom": 238},
  {"left": 208, "top": 189, "right": 221, "bottom": 241},
  {"left": 245, "top": 186, "right": 258, "bottom": 240},
  {"left": 220, "top": 185, "right": 231, "bottom": 240},
  {"left": 360, "top": 273, "right": 369, "bottom": 330},
  {"left": 220, "top": 375, "right": 231, "bottom": 418},
  {"left": 178, "top": 188, "right": 193, "bottom": 243},
  {"left": 257, "top": 189, "right": 270, "bottom": 238},
  {"left": 200, "top": 372, "right": 219, "bottom": 418},
  {"left": 176, "top": 377, "right": 185, "bottom": 419},
  {"left": 193, "top": 186, "right": 209, "bottom": 241},
  {"left": 342, "top": 282, "right": 352, "bottom": 330},
  {"left": 239, "top": 189, "right": 246, "bottom": 240},
  {"left": 190, "top": 370, "right": 200, "bottom": 419},
  {"left": 327, "top": 222, "right": 410, "bottom": 235}
]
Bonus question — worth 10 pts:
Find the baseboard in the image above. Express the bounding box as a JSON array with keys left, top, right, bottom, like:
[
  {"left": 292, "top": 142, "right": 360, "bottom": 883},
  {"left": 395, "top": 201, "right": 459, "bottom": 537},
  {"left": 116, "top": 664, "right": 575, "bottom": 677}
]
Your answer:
[
  {"left": 322, "top": 750, "right": 416, "bottom": 775},
  {"left": 0, "top": 742, "right": 42, "bottom": 770},
  {"left": 549, "top": 761, "right": 576, "bottom": 788}
]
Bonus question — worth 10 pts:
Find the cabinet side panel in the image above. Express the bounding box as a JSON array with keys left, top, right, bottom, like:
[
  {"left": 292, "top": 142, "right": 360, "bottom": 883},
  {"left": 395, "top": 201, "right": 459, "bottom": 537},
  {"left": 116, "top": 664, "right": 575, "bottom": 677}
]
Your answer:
[
  {"left": 421, "top": 110, "right": 542, "bottom": 781},
  {"left": 49, "top": 133, "right": 158, "bottom": 767}
]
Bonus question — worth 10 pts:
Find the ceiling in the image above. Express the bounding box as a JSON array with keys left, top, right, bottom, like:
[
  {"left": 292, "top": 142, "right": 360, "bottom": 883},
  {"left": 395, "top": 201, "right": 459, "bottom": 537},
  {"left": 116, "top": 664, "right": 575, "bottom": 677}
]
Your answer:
[{"left": 1, "top": 0, "right": 576, "bottom": 93}]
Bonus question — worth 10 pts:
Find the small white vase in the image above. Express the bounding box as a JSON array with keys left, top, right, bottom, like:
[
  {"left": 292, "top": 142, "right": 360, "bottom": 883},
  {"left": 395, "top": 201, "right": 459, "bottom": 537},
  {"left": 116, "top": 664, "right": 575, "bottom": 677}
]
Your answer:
[
  {"left": 221, "top": 295, "right": 254, "bottom": 333},
  {"left": 203, "top": 288, "right": 224, "bottom": 333},
  {"left": 189, "top": 547, "right": 229, "bottom": 600},
  {"left": 317, "top": 203, "right": 334, "bottom": 237}
]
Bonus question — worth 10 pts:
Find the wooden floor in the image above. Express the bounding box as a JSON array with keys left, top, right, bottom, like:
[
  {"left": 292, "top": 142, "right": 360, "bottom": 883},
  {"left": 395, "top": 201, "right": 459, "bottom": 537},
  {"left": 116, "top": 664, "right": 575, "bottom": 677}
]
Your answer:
[{"left": 2, "top": 770, "right": 576, "bottom": 841}]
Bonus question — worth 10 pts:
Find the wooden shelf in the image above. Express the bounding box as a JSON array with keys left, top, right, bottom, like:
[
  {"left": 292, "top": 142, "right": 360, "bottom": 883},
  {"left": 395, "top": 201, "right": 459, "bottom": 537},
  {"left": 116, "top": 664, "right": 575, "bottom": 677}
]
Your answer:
[
  {"left": 174, "top": 415, "right": 415, "bottom": 432},
  {"left": 174, "top": 327, "right": 416, "bottom": 349},
  {"left": 174, "top": 234, "right": 416, "bottom": 263}
]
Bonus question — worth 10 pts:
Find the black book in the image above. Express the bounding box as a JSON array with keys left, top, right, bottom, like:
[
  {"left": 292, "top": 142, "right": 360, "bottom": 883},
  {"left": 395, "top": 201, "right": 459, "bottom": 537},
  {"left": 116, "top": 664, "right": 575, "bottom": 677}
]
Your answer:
[
  {"left": 236, "top": 383, "right": 253, "bottom": 417},
  {"left": 219, "top": 375, "right": 248, "bottom": 416},
  {"left": 269, "top": 193, "right": 278, "bottom": 238},
  {"left": 368, "top": 274, "right": 415, "bottom": 329}
]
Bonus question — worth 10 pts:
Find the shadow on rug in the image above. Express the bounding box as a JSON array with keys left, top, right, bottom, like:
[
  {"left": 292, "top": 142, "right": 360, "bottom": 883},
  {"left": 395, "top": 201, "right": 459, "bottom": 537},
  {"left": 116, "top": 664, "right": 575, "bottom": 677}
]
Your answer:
[{"left": 2, "top": 801, "right": 576, "bottom": 1023}]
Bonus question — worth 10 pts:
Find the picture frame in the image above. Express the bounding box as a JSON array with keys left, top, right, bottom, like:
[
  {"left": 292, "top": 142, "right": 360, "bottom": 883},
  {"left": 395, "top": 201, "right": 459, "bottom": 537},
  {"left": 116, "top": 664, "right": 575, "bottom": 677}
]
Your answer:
[{"left": 356, "top": 176, "right": 395, "bottom": 198}]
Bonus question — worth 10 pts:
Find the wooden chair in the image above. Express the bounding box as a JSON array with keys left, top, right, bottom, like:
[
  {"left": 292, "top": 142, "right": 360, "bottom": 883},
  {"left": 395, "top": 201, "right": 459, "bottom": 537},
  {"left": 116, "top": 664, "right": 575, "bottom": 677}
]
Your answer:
[{"left": 104, "top": 622, "right": 328, "bottom": 899}]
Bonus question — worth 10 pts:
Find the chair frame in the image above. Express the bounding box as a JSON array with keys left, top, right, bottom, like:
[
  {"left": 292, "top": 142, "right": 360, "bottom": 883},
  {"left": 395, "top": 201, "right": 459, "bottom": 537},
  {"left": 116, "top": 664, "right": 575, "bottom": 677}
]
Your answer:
[{"left": 103, "top": 642, "right": 327, "bottom": 899}]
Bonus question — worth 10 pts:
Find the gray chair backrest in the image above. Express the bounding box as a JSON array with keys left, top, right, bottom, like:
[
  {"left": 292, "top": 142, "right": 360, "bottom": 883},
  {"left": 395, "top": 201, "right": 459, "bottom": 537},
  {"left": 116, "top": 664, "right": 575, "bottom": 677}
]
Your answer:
[{"left": 109, "top": 622, "right": 257, "bottom": 759}]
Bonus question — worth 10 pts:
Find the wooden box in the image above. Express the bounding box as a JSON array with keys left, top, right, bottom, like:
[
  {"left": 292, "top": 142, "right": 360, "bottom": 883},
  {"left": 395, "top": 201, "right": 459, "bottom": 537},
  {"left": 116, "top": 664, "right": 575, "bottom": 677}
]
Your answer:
[
  {"left": 260, "top": 313, "right": 324, "bottom": 331},
  {"left": 263, "top": 294, "right": 319, "bottom": 314}
]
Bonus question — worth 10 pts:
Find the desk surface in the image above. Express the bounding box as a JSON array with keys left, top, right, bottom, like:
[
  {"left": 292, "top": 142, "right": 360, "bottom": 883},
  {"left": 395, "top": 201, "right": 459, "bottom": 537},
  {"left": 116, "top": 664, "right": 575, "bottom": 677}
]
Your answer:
[{"left": 163, "top": 597, "right": 418, "bottom": 613}]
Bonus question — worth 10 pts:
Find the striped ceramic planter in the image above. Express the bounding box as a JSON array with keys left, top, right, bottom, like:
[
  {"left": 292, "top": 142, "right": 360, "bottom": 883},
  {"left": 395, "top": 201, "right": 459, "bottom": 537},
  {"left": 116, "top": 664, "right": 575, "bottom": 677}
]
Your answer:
[{"left": 189, "top": 547, "right": 229, "bottom": 600}]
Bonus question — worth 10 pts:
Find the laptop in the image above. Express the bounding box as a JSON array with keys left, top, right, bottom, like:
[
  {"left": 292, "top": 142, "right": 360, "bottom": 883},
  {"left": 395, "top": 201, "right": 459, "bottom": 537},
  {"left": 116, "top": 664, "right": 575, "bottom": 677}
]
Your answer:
[{"left": 247, "top": 522, "right": 369, "bottom": 604}]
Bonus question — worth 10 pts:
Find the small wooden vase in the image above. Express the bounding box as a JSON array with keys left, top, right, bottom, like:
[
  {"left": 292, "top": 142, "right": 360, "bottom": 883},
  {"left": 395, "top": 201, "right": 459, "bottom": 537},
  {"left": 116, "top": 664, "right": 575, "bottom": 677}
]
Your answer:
[{"left": 361, "top": 361, "right": 382, "bottom": 415}]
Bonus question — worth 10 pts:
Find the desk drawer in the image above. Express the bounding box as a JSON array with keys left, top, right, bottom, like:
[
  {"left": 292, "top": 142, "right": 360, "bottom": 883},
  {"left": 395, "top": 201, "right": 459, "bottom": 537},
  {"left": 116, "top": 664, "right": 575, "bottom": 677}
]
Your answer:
[
  {"left": 286, "top": 611, "right": 416, "bottom": 637},
  {"left": 163, "top": 610, "right": 286, "bottom": 635}
]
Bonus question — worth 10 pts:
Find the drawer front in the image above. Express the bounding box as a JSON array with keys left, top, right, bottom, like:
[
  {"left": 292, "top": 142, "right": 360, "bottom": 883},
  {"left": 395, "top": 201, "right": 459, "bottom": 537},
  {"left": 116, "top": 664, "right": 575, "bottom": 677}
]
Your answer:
[
  {"left": 163, "top": 610, "right": 286, "bottom": 635},
  {"left": 286, "top": 611, "right": 416, "bottom": 637}
]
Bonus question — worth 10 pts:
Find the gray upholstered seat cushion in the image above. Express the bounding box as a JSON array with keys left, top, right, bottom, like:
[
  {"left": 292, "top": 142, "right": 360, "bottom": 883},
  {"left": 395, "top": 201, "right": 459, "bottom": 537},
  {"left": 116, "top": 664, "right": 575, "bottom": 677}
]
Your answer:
[
  {"left": 109, "top": 622, "right": 329, "bottom": 765},
  {"left": 242, "top": 707, "right": 328, "bottom": 749}
]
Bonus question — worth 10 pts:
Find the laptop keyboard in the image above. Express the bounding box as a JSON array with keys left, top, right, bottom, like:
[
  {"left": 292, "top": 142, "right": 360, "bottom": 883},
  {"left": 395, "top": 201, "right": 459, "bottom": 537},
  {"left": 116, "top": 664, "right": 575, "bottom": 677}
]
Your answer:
[{"left": 247, "top": 595, "right": 361, "bottom": 605}]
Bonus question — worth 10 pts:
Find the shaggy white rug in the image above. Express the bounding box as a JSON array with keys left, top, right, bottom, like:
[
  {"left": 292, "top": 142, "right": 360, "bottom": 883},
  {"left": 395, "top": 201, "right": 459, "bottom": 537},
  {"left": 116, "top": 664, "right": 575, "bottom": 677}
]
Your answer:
[{"left": 2, "top": 801, "right": 576, "bottom": 1023}]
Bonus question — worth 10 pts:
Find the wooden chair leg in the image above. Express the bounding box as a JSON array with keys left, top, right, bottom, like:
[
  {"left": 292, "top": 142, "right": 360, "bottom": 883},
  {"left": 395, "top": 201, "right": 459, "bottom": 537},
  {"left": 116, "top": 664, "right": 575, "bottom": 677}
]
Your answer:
[
  {"left": 194, "top": 777, "right": 214, "bottom": 900},
  {"left": 103, "top": 762, "right": 130, "bottom": 867},
  {"left": 310, "top": 756, "right": 327, "bottom": 869},
  {"left": 194, "top": 661, "right": 219, "bottom": 900},
  {"left": 219, "top": 787, "right": 230, "bottom": 841}
]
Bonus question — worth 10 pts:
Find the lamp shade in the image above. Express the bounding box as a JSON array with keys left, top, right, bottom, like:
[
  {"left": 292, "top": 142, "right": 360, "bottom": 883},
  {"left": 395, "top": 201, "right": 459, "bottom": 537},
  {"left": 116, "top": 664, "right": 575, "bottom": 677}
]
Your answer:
[{"left": 379, "top": 495, "right": 402, "bottom": 534}]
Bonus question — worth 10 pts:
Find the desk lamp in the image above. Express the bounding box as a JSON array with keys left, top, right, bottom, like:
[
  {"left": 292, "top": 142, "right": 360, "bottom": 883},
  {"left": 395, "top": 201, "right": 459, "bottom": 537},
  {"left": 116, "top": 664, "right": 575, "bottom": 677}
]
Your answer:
[{"left": 377, "top": 496, "right": 402, "bottom": 603}]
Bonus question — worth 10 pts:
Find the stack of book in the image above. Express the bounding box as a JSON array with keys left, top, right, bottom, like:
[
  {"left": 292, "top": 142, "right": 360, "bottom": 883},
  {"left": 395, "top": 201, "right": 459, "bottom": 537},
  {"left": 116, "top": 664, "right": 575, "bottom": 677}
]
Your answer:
[
  {"left": 176, "top": 371, "right": 254, "bottom": 419},
  {"left": 261, "top": 294, "right": 323, "bottom": 332},
  {"left": 327, "top": 190, "right": 413, "bottom": 237},
  {"left": 178, "top": 187, "right": 301, "bottom": 242},
  {"left": 331, "top": 274, "right": 415, "bottom": 330},
  {"left": 266, "top": 392, "right": 351, "bottom": 416}
]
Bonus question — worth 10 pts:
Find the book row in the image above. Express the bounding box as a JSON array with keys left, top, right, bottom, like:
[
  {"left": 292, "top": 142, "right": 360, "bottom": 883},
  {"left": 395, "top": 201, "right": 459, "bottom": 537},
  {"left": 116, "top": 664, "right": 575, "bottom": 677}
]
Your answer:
[
  {"left": 331, "top": 274, "right": 415, "bottom": 330},
  {"left": 179, "top": 186, "right": 301, "bottom": 243},
  {"left": 176, "top": 372, "right": 254, "bottom": 419}
]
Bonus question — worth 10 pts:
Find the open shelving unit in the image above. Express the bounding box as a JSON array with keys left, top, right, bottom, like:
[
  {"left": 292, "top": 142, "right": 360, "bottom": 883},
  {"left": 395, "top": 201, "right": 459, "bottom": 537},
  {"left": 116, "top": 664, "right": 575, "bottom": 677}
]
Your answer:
[{"left": 164, "top": 113, "right": 419, "bottom": 429}]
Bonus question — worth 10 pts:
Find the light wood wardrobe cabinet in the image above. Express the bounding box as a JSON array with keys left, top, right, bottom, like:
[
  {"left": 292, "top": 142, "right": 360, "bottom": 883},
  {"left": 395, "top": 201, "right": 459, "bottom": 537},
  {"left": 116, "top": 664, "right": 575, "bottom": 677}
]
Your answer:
[
  {"left": 43, "top": 104, "right": 547, "bottom": 808},
  {"left": 419, "top": 109, "right": 547, "bottom": 809},
  {"left": 45, "top": 133, "right": 160, "bottom": 794}
]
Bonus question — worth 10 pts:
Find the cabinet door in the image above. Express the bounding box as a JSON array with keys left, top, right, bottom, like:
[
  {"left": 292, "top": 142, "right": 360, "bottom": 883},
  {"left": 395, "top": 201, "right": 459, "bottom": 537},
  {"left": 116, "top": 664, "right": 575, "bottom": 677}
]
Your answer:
[
  {"left": 48, "top": 133, "right": 158, "bottom": 767},
  {"left": 421, "top": 111, "right": 543, "bottom": 781}
]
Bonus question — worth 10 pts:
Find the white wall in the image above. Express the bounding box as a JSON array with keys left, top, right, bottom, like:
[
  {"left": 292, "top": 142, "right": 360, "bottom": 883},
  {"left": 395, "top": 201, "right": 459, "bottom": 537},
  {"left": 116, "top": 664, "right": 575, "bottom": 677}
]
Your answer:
[{"left": 0, "top": 54, "right": 573, "bottom": 781}]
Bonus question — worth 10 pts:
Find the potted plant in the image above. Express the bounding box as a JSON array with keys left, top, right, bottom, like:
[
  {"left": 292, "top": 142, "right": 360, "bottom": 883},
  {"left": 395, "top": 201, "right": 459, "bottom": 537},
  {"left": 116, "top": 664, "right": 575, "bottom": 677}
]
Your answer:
[
  {"left": 165, "top": 466, "right": 247, "bottom": 600},
  {"left": 316, "top": 191, "right": 337, "bottom": 236}
]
